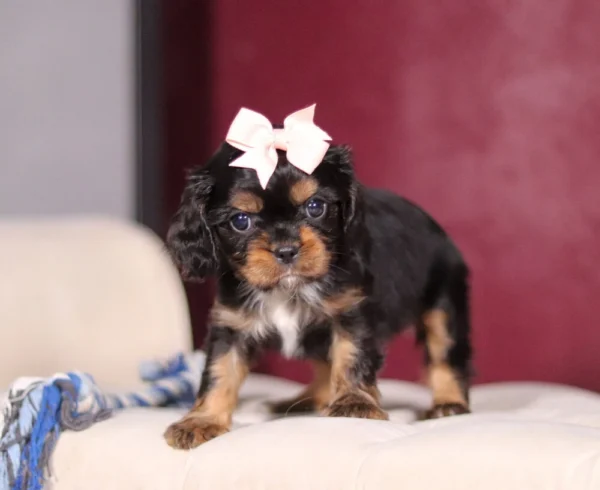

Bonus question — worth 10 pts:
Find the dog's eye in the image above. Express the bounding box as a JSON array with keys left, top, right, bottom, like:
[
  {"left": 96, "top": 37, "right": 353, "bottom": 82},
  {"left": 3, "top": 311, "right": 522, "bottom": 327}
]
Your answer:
[
  {"left": 230, "top": 213, "right": 252, "bottom": 232},
  {"left": 305, "top": 198, "right": 326, "bottom": 219}
]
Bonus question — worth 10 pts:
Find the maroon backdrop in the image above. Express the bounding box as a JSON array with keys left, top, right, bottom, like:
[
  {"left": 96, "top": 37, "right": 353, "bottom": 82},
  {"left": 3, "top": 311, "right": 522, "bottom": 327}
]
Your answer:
[{"left": 164, "top": 1, "right": 600, "bottom": 391}]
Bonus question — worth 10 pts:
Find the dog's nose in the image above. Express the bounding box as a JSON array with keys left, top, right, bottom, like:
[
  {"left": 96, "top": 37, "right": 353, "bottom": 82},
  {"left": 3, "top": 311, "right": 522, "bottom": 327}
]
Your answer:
[{"left": 274, "top": 245, "right": 299, "bottom": 265}]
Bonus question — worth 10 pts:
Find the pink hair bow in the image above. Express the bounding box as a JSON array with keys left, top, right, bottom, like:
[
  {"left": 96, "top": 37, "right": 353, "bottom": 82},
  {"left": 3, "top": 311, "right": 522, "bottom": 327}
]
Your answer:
[{"left": 225, "top": 104, "right": 331, "bottom": 189}]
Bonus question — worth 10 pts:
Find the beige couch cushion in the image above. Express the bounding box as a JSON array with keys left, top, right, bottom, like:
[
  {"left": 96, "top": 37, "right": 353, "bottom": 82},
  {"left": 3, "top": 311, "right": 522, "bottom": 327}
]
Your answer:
[
  {"left": 0, "top": 217, "right": 192, "bottom": 390},
  {"left": 48, "top": 374, "right": 600, "bottom": 490}
]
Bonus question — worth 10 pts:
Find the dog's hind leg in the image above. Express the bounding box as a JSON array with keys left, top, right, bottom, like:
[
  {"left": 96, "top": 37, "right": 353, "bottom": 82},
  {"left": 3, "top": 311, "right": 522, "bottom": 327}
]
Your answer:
[{"left": 419, "top": 244, "right": 473, "bottom": 419}]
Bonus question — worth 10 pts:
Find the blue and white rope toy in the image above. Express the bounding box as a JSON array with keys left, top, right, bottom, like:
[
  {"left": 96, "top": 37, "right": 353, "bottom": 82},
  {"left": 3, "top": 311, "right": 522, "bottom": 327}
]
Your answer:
[{"left": 0, "top": 351, "right": 205, "bottom": 490}]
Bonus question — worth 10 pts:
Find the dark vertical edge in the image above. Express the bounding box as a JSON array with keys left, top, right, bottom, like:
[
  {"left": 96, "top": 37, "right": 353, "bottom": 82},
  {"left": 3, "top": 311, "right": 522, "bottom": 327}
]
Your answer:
[
  {"left": 135, "top": 0, "right": 164, "bottom": 235},
  {"left": 162, "top": 2, "right": 216, "bottom": 349}
]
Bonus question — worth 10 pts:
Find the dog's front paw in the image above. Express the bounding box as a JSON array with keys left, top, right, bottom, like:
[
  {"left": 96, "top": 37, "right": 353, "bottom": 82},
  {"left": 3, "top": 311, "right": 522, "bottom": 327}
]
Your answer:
[
  {"left": 323, "top": 392, "right": 389, "bottom": 420},
  {"left": 425, "top": 402, "right": 470, "bottom": 419},
  {"left": 164, "top": 416, "right": 228, "bottom": 450}
]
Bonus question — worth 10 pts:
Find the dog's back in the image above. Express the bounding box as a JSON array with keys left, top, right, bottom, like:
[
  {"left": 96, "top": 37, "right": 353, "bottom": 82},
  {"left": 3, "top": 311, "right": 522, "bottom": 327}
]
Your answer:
[{"left": 362, "top": 187, "right": 467, "bottom": 337}]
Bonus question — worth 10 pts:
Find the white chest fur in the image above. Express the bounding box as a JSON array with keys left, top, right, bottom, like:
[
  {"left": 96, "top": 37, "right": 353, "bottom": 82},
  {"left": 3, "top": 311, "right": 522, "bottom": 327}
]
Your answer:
[{"left": 251, "top": 286, "right": 320, "bottom": 358}]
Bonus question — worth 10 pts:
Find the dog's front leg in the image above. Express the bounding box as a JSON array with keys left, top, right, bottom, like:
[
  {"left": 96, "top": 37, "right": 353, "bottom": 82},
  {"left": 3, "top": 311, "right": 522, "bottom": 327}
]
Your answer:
[
  {"left": 164, "top": 327, "right": 248, "bottom": 449},
  {"left": 323, "top": 326, "right": 388, "bottom": 421}
]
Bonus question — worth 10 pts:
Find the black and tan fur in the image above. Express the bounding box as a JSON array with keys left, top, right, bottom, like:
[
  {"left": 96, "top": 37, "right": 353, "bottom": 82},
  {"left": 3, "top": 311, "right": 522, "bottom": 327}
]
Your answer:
[{"left": 164, "top": 141, "right": 473, "bottom": 449}]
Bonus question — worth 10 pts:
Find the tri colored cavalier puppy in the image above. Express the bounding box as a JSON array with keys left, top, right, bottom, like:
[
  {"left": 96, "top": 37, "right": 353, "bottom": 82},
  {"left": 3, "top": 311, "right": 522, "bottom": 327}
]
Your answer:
[{"left": 164, "top": 106, "right": 473, "bottom": 449}]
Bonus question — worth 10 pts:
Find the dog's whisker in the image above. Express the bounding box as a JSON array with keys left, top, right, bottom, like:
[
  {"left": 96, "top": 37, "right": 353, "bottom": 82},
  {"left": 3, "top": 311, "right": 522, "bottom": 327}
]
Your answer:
[
  {"left": 282, "top": 396, "right": 314, "bottom": 417},
  {"left": 327, "top": 264, "right": 350, "bottom": 275}
]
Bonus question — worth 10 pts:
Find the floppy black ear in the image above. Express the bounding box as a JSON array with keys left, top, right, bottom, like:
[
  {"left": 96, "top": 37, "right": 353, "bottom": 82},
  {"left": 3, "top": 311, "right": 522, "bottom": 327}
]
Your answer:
[{"left": 166, "top": 168, "right": 218, "bottom": 281}]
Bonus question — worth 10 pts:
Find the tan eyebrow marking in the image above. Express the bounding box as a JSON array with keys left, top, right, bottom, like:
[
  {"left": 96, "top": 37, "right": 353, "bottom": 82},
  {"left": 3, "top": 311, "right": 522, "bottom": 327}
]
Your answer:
[
  {"left": 230, "top": 190, "right": 263, "bottom": 213},
  {"left": 289, "top": 177, "right": 318, "bottom": 205}
]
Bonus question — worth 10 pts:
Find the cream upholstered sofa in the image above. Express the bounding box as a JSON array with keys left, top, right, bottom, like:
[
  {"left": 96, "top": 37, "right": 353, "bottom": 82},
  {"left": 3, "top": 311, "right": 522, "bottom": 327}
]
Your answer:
[{"left": 1, "top": 217, "right": 600, "bottom": 490}]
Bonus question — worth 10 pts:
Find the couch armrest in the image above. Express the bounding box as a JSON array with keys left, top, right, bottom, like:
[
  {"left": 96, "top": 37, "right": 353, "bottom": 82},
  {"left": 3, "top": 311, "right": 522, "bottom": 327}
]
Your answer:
[{"left": 0, "top": 216, "right": 192, "bottom": 390}]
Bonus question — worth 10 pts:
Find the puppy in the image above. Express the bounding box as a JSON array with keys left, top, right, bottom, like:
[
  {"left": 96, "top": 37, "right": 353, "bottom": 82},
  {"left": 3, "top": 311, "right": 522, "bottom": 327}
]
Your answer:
[{"left": 164, "top": 110, "right": 473, "bottom": 450}]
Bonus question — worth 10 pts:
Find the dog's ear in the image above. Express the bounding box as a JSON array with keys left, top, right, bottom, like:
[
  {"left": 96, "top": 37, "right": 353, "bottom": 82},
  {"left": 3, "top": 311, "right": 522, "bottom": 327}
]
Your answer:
[
  {"left": 329, "top": 145, "right": 363, "bottom": 234},
  {"left": 166, "top": 167, "right": 218, "bottom": 281}
]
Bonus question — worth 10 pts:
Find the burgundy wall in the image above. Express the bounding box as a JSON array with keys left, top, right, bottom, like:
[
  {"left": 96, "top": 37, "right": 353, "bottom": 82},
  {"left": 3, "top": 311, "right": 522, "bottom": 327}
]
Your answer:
[{"left": 164, "top": 1, "right": 600, "bottom": 391}]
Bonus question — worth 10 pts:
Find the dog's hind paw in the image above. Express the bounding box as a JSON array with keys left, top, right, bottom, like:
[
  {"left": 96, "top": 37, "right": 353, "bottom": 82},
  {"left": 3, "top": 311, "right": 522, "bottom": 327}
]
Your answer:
[{"left": 424, "top": 403, "right": 470, "bottom": 419}]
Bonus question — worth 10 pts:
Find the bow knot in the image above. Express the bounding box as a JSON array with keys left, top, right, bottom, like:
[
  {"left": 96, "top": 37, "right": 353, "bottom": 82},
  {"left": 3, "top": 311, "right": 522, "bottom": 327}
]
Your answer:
[
  {"left": 272, "top": 128, "right": 288, "bottom": 151},
  {"left": 225, "top": 104, "right": 331, "bottom": 189}
]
